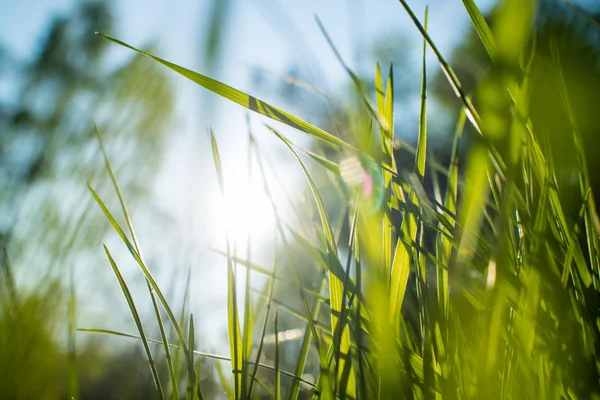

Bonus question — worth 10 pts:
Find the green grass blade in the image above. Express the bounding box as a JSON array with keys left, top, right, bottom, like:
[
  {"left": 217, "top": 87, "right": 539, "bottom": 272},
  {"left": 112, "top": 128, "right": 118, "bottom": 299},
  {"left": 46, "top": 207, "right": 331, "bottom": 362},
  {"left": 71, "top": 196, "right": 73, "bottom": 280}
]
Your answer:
[
  {"left": 461, "top": 0, "right": 496, "bottom": 62},
  {"left": 269, "top": 125, "right": 355, "bottom": 398},
  {"left": 247, "top": 240, "right": 277, "bottom": 398},
  {"left": 210, "top": 130, "right": 243, "bottom": 400},
  {"left": 103, "top": 245, "right": 166, "bottom": 400},
  {"left": 395, "top": 0, "right": 481, "bottom": 132},
  {"left": 287, "top": 271, "right": 327, "bottom": 400},
  {"left": 252, "top": 136, "right": 332, "bottom": 398},
  {"left": 94, "top": 124, "right": 182, "bottom": 400},
  {"left": 87, "top": 184, "right": 196, "bottom": 382},
  {"left": 415, "top": 9, "right": 428, "bottom": 181},
  {"left": 97, "top": 33, "right": 358, "bottom": 153},
  {"left": 187, "top": 314, "right": 195, "bottom": 400},
  {"left": 388, "top": 5, "right": 429, "bottom": 324},
  {"left": 316, "top": 18, "right": 390, "bottom": 136}
]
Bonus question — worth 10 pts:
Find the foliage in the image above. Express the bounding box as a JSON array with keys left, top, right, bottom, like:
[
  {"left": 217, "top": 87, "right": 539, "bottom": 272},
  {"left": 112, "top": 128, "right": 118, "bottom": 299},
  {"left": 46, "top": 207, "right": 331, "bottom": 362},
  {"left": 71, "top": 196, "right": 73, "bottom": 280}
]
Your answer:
[{"left": 85, "top": 0, "right": 600, "bottom": 399}]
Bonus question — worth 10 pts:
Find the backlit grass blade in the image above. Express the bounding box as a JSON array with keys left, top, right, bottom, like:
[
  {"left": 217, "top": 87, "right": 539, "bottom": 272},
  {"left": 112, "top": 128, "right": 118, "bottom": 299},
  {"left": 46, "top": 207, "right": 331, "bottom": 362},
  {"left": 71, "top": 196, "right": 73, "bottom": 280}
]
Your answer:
[
  {"left": 437, "top": 109, "right": 466, "bottom": 321},
  {"left": 215, "top": 359, "right": 234, "bottom": 399},
  {"left": 287, "top": 271, "right": 327, "bottom": 400},
  {"left": 87, "top": 183, "right": 196, "bottom": 385},
  {"left": 242, "top": 125, "right": 253, "bottom": 399},
  {"left": 94, "top": 124, "right": 181, "bottom": 400},
  {"left": 395, "top": 0, "right": 481, "bottom": 132},
  {"left": 415, "top": 9, "right": 428, "bottom": 181},
  {"left": 461, "top": 0, "right": 497, "bottom": 62},
  {"left": 247, "top": 240, "right": 276, "bottom": 399},
  {"left": 252, "top": 133, "right": 333, "bottom": 399},
  {"left": 316, "top": 18, "right": 390, "bottom": 138},
  {"left": 377, "top": 64, "right": 395, "bottom": 278},
  {"left": 187, "top": 314, "right": 195, "bottom": 400},
  {"left": 389, "top": 9, "right": 429, "bottom": 327},
  {"left": 103, "top": 245, "right": 166, "bottom": 400},
  {"left": 269, "top": 125, "right": 355, "bottom": 398},
  {"left": 96, "top": 33, "right": 358, "bottom": 153},
  {"left": 210, "top": 130, "right": 243, "bottom": 400}
]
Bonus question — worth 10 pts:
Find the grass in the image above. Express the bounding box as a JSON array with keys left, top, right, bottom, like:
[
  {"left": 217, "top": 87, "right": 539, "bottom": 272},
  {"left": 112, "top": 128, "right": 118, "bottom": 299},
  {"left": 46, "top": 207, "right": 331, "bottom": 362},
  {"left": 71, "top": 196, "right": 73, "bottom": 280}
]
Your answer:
[{"left": 82, "top": 0, "right": 600, "bottom": 398}]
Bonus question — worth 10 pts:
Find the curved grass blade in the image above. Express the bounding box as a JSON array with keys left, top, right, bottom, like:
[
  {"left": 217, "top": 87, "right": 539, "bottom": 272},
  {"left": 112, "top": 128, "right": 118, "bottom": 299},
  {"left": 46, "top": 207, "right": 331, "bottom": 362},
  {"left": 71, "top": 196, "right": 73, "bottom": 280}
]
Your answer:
[
  {"left": 252, "top": 135, "right": 333, "bottom": 399},
  {"left": 461, "top": 0, "right": 496, "bottom": 62},
  {"left": 287, "top": 271, "right": 327, "bottom": 400},
  {"left": 247, "top": 242, "right": 277, "bottom": 399},
  {"left": 94, "top": 124, "right": 182, "bottom": 400},
  {"left": 87, "top": 184, "right": 195, "bottom": 384},
  {"left": 96, "top": 32, "right": 358, "bottom": 153},
  {"left": 269, "top": 126, "right": 355, "bottom": 398},
  {"left": 103, "top": 245, "right": 166, "bottom": 400},
  {"left": 395, "top": 0, "right": 482, "bottom": 132}
]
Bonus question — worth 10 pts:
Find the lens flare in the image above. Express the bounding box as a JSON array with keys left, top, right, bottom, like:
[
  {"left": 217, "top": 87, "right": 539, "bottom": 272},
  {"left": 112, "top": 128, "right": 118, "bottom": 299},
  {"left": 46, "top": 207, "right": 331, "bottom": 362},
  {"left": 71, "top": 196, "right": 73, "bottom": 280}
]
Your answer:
[{"left": 340, "top": 154, "right": 384, "bottom": 214}]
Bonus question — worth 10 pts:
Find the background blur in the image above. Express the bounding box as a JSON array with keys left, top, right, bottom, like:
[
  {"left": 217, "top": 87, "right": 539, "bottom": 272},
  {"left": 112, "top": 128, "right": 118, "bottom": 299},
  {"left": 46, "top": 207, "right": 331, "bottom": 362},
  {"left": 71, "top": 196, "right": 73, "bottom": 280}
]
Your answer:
[{"left": 1, "top": 0, "right": 599, "bottom": 398}]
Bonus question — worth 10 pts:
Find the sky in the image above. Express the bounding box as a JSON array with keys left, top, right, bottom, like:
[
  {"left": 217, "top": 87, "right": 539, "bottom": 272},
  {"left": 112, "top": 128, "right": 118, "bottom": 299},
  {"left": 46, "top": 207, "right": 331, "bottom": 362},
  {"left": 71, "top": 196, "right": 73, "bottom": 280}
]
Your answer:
[{"left": 0, "top": 0, "right": 505, "bottom": 350}]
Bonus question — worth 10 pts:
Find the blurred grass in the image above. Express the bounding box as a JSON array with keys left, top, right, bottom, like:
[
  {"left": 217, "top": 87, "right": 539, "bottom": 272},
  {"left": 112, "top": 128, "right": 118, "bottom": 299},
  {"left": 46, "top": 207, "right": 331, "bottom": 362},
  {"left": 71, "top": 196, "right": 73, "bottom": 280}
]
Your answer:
[{"left": 5, "top": 0, "right": 600, "bottom": 398}]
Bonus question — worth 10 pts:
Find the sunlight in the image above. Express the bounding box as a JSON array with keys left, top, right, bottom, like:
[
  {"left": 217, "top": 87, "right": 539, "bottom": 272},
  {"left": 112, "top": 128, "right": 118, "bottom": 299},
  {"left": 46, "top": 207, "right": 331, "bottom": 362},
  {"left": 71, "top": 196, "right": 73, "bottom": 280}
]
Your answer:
[{"left": 213, "top": 173, "right": 276, "bottom": 249}]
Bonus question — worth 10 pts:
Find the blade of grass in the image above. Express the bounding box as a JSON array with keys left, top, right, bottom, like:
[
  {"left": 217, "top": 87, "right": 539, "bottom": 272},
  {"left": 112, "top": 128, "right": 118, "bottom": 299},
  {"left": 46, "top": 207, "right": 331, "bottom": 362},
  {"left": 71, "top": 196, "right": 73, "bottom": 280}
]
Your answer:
[
  {"left": 87, "top": 183, "right": 195, "bottom": 383},
  {"left": 97, "top": 33, "right": 358, "bottom": 153},
  {"left": 103, "top": 245, "right": 166, "bottom": 400},
  {"left": 269, "top": 125, "right": 356, "bottom": 398},
  {"left": 395, "top": 0, "right": 482, "bottom": 132},
  {"left": 242, "top": 123, "right": 253, "bottom": 399},
  {"left": 461, "top": 0, "right": 497, "bottom": 62},
  {"left": 252, "top": 135, "right": 333, "bottom": 399},
  {"left": 210, "top": 130, "right": 243, "bottom": 400},
  {"left": 94, "top": 125, "right": 183, "bottom": 400}
]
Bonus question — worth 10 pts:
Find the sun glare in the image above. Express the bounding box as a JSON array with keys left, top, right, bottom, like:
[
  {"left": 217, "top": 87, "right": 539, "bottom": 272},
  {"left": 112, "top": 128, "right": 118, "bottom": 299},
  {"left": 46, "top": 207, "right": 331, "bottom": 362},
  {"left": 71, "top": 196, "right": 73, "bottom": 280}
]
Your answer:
[{"left": 213, "top": 175, "right": 276, "bottom": 248}]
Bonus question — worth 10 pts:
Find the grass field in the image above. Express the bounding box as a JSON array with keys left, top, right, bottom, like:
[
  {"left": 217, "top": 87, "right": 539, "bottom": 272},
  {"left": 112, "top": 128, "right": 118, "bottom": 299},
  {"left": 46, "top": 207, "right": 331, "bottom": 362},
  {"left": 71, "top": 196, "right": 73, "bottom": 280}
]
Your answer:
[{"left": 71, "top": 0, "right": 600, "bottom": 398}]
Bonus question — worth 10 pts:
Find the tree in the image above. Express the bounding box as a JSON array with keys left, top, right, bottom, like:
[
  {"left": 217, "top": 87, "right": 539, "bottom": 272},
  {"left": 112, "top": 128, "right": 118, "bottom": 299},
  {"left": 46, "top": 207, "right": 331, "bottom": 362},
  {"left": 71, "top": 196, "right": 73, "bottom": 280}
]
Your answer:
[{"left": 0, "top": 0, "right": 174, "bottom": 282}]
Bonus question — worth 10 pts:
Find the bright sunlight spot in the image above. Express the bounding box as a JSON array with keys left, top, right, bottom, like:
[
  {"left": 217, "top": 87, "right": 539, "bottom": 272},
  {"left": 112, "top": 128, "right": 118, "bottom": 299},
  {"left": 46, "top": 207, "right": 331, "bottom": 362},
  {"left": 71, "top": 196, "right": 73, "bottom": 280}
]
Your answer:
[{"left": 213, "top": 174, "right": 275, "bottom": 247}]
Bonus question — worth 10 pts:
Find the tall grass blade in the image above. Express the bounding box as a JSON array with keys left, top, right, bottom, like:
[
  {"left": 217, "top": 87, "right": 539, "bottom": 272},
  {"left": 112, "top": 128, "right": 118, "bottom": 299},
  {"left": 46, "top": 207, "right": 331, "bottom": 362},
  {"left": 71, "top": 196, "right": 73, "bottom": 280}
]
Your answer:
[
  {"left": 94, "top": 124, "right": 182, "bottom": 399},
  {"left": 96, "top": 33, "right": 358, "bottom": 153},
  {"left": 461, "top": 0, "right": 497, "bottom": 62},
  {"left": 87, "top": 184, "right": 195, "bottom": 383},
  {"left": 269, "top": 125, "right": 355, "bottom": 398},
  {"left": 210, "top": 130, "right": 243, "bottom": 400},
  {"left": 103, "top": 245, "right": 166, "bottom": 400},
  {"left": 395, "top": 0, "right": 481, "bottom": 132}
]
